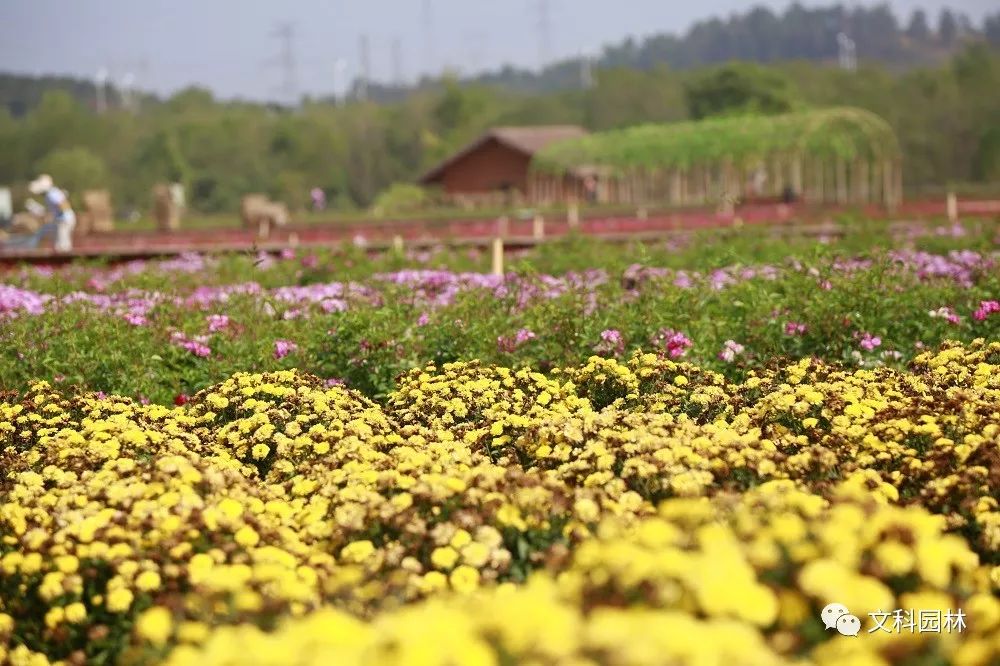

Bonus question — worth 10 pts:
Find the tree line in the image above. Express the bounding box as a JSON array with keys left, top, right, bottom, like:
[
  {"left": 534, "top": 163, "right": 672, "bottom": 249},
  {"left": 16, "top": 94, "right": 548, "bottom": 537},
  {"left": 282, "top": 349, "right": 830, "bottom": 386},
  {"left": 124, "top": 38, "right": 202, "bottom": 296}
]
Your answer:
[
  {"left": 365, "top": 3, "right": 1000, "bottom": 99},
  {"left": 0, "top": 46, "right": 998, "bottom": 214}
]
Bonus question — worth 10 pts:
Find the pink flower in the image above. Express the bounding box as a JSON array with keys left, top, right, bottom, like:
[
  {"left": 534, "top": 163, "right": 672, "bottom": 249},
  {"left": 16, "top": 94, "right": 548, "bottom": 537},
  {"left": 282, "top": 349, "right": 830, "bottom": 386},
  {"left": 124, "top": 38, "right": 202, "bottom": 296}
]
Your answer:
[
  {"left": 123, "top": 312, "right": 147, "bottom": 326},
  {"left": 274, "top": 339, "right": 298, "bottom": 360},
  {"left": 718, "top": 340, "right": 745, "bottom": 363},
  {"left": 171, "top": 330, "right": 211, "bottom": 357},
  {"left": 416, "top": 312, "right": 430, "bottom": 327},
  {"left": 650, "top": 328, "right": 693, "bottom": 358},
  {"left": 594, "top": 329, "right": 625, "bottom": 357},
  {"left": 928, "top": 307, "right": 960, "bottom": 325},
  {"left": 973, "top": 300, "right": 1000, "bottom": 321},
  {"left": 280, "top": 248, "right": 296, "bottom": 260},
  {"left": 856, "top": 331, "right": 882, "bottom": 352},
  {"left": 497, "top": 328, "right": 536, "bottom": 353},
  {"left": 206, "top": 314, "right": 230, "bottom": 332},
  {"left": 324, "top": 378, "right": 345, "bottom": 387},
  {"left": 784, "top": 321, "right": 807, "bottom": 336},
  {"left": 301, "top": 254, "right": 319, "bottom": 269},
  {"left": 514, "top": 328, "right": 536, "bottom": 345},
  {"left": 181, "top": 340, "right": 212, "bottom": 358}
]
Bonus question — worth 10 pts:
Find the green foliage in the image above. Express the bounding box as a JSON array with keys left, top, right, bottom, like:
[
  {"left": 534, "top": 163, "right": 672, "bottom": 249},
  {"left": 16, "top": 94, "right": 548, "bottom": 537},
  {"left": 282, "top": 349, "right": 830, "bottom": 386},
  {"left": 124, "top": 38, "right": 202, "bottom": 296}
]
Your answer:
[
  {"left": 36, "top": 146, "right": 109, "bottom": 195},
  {"left": 535, "top": 107, "right": 899, "bottom": 173},
  {"left": 684, "top": 63, "right": 798, "bottom": 120},
  {"left": 272, "top": 170, "right": 310, "bottom": 211},
  {"left": 973, "top": 125, "right": 1000, "bottom": 180},
  {"left": 1, "top": 218, "right": 997, "bottom": 404},
  {"left": 372, "top": 183, "right": 432, "bottom": 216}
]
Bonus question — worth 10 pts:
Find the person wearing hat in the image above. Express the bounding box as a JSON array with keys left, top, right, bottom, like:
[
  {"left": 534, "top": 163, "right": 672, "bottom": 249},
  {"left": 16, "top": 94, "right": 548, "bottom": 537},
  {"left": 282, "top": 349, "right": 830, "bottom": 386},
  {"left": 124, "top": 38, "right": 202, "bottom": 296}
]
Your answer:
[{"left": 28, "top": 174, "right": 76, "bottom": 252}]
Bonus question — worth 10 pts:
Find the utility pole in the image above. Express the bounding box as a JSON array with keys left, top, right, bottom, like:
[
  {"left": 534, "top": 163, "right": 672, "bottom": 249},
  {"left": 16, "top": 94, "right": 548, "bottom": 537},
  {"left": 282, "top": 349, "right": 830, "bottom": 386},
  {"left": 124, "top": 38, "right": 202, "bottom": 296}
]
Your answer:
[{"left": 270, "top": 22, "right": 298, "bottom": 105}]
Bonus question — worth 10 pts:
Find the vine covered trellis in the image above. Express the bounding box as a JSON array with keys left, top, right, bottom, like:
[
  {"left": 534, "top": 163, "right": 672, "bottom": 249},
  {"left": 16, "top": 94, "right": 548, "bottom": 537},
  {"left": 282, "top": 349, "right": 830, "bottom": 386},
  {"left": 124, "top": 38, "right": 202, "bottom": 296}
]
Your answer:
[{"left": 529, "top": 107, "right": 903, "bottom": 209}]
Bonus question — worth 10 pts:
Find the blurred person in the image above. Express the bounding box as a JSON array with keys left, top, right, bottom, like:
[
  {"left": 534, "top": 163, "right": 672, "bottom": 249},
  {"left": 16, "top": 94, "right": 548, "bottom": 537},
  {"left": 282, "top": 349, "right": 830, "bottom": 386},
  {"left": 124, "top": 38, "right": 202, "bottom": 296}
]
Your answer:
[
  {"left": 0, "top": 186, "right": 11, "bottom": 229},
  {"left": 169, "top": 182, "right": 186, "bottom": 213},
  {"left": 583, "top": 175, "right": 598, "bottom": 204},
  {"left": 28, "top": 174, "right": 76, "bottom": 252},
  {"left": 749, "top": 164, "right": 768, "bottom": 198},
  {"left": 311, "top": 186, "right": 327, "bottom": 212}
]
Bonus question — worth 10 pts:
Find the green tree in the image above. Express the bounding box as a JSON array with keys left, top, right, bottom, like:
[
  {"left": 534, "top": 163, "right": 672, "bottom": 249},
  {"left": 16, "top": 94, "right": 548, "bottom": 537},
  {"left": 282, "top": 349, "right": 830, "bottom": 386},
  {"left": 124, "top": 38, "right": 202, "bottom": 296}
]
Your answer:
[
  {"left": 906, "top": 10, "right": 931, "bottom": 42},
  {"left": 938, "top": 9, "right": 958, "bottom": 46},
  {"left": 36, "top": 147, "right": 109, "bottom": 195},
  {"left": 684, "top": 63, "right": 798, "bottom": 120}
]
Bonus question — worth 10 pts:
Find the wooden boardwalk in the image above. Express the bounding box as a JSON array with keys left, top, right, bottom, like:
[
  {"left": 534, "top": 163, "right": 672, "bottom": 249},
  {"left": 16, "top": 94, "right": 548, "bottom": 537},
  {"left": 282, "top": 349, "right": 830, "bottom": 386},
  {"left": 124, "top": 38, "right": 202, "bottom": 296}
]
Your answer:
[{"left": 1, "top": 198, "right": 997, "bottom": 265}]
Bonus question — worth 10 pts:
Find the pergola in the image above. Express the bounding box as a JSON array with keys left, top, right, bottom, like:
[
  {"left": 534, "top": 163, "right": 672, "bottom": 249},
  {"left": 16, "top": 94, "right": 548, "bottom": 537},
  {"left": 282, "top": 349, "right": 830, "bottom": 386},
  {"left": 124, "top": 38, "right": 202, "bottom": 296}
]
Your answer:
[{"left": 529, "top": 107, "right": 902, "bottom": 209}]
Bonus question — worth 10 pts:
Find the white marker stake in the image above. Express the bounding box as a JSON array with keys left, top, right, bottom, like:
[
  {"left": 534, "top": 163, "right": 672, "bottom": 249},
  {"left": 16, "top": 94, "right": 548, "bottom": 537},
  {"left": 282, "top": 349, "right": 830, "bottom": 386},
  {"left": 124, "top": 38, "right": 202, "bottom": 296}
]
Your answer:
[
  {"left": 491, "top": 237, "right": 504, "bottom": 276},
  {"left": 533, "top": 214, "right": 545, "bottom": 240},
  {"left": 947, "top": 192, "right": 958, "bottom": 222},
  {"left": 392, "top": 234, "right": 404, "bottom": 253}
]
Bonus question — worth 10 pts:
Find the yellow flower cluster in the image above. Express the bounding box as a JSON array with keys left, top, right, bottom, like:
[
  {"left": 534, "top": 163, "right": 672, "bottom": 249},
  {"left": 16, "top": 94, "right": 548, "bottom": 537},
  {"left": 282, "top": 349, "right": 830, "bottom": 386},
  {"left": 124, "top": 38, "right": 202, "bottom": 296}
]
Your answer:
[{"left": 1, "top": 341, "right": 999, "bottom": 665}]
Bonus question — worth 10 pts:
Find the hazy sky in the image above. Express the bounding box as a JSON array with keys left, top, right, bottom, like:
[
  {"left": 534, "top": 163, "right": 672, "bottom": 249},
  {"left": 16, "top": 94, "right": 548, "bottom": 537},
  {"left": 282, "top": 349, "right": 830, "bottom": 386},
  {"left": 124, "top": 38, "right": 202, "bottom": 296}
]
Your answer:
[{"left": 0, "top": 0, "right": 995, "bottom": 102}]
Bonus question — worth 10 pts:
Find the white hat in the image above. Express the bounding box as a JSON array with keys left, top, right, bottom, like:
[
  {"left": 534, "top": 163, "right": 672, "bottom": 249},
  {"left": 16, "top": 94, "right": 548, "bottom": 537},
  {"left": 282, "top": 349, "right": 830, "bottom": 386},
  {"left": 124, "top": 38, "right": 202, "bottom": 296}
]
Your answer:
[{"left": 29, "top": 174, "right": 53, "bottom": 195}]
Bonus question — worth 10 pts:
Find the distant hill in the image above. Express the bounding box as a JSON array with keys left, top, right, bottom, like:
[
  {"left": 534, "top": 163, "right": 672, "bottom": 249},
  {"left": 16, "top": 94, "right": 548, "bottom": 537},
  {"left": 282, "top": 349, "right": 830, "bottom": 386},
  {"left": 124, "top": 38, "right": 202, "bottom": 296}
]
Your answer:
[
  {"left": 3, "top": 4, "right": 1000, "bottom": 112},
  {"left": 358, "top": 4, "right": 1000, "bottom": 102},
  {"left": 0, "top": 73, "right": 158, "bottom": 118}
]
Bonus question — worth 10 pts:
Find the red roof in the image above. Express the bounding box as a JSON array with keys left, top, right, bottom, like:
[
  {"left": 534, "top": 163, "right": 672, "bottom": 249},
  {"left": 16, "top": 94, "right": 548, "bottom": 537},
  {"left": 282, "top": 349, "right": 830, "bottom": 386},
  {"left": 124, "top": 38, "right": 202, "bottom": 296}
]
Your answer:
[{"left": 419, "top": 125, "right": 588, "bottom": 184}]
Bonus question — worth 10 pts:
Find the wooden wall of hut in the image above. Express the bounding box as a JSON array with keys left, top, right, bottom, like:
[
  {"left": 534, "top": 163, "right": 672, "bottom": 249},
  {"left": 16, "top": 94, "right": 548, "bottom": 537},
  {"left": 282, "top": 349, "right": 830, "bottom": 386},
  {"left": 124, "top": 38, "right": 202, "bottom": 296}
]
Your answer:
[{"left": 528, "top": 155, "right": 901, "bottom": 208}]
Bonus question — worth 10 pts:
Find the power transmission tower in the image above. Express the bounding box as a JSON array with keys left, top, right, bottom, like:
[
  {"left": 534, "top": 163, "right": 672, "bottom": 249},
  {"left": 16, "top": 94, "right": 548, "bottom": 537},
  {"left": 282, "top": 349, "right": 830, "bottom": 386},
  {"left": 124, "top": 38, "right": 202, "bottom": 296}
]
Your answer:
[
  {"left": 269, "top": 22, "right": 298, "bottom": 105},
  {"left": 121, "top": 72, "right": 136, "bottom": 112},
  {"left": 536, "top": 0, "right": 552, "bottom": 70},
  {"left": 463, "top": 31, "right": 489, "bottom": 75},
  {"left": 580, "top": 53, "right": 594, "bottom": 89},
  {"left": 332, "top": 58, "right": 348, "bottom": 105},
  {"left": 837, "top": 32, "right": 857, "bottom": 72},
  {"left": 392, "top": 37, "right": 403, "bottom": 86},
  {"left": 359, "top": 34, "right": 371, "bottom": 101},
  {"left": 421, "top": 0, "right": 434, "bottom": 78},
  {"left": 95, "top": 68, "right": 109, "bottom": 114}
]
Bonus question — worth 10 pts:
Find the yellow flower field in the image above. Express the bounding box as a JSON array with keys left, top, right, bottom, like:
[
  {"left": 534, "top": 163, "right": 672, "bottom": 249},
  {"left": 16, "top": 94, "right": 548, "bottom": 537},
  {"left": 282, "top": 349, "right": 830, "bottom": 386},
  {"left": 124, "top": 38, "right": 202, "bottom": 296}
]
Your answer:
[{"left": 2, "top": 340, "right": 1000, "bottom": 665}]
